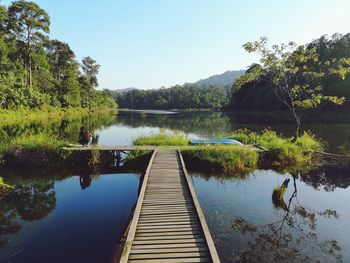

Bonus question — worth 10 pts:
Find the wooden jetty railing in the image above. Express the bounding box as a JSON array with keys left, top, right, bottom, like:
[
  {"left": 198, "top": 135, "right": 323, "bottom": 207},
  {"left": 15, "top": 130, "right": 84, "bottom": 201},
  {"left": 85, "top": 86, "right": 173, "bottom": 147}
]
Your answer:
[{"left": 119, "top": 149, "right": 220, "bottom": 263}]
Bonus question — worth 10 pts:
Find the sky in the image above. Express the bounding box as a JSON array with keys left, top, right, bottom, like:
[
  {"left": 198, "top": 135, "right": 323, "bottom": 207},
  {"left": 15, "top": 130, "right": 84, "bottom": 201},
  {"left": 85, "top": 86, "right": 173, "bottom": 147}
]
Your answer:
[{"left": 2, "top": 0, "right": 350, "bottom": 90}]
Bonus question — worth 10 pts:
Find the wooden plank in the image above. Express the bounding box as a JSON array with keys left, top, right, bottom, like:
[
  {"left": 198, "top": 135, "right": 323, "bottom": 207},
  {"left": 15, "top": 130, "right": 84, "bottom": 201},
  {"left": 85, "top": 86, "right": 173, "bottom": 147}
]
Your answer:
[
  {"left": 128, "top": 258, "right": 211, "bottom": 263},
  {"left": 119, "top": 149, "right": 157, "bottom": 263},
  {"left": 178, "top": 150, "right": 220, "bottom": 263},
  {"left": 133, "top": 238, "right": 206, "bottom": 244},
  {"left": 128, "top": 251, "right": 210, "bottom": 259},
  {"left": 120, "top": 150, "right": 220, "bottom": 263},
  {"left": 136, "top": 227, "right": 201, "bottom": 233},
  {"left": 130, "top": 247, "right": 208, "bottom": 254},
  {"left": 131, "top": 243, "right": 207, "bottom": 249},
  {"left": 134, "top": 235, "right": 202, "bottom": 241},
  {"left": 136, "top": 231, "right": 202, "bottom": 237}
]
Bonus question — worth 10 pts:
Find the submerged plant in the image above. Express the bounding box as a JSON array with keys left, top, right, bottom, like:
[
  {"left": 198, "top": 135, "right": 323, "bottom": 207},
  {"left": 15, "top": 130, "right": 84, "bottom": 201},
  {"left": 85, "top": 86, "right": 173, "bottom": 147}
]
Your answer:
[{"left": 88, "top": 147, "right": 101, "bottom": 166}]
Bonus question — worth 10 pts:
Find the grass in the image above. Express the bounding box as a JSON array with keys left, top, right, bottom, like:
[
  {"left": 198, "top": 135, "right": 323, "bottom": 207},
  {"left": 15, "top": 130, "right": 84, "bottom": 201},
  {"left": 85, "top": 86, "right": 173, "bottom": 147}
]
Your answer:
[
  {"left": 133, "top": 131, "right": 189, "bottom": 146},
  {"left": 230, "top": 129, "right": 322, "bottom": 166},
  {"left": 181, "top": 146, "right": 259, "bottom": 173},
  {"left": 0, "top": 106, "right": 115, "bottom": 126},
  {"left": 0, "top": 133, "right": 70, "bottom": 167},
  {"left": 0, "top": 177, "right": 13, "bottom": 196}
]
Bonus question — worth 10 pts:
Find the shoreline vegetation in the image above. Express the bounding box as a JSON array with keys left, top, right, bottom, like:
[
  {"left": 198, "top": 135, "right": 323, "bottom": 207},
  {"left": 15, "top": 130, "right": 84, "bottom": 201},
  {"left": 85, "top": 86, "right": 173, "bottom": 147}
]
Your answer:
[
  {"left": 0, "top": 106, "right": 115, "bottom": 125},
  {"left": 0, "top": 128, "right": 322, "bottom": 173},
  {"left": 133, "top": 130, "right": 322, "bottom": 173}
]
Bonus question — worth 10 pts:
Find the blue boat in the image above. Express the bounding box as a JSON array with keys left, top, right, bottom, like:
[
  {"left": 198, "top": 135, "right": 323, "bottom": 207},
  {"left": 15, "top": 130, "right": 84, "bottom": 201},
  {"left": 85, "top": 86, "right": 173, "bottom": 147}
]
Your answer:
[{"left": 190, "top": 138, "right": 243, "bottom": 145}]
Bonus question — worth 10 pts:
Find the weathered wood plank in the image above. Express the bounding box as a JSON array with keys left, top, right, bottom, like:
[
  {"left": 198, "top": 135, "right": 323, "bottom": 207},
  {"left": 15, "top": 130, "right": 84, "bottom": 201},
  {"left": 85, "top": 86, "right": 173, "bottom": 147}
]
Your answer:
[
  {"left": 132, "top": 238, "right": 206, "bottom": 244},
  {"left": 130, "top": 247, "right": 208, "bottom": 254},
  {"left": 128, "top": 258, "right": 211, "bottom": 263},
  {"left": 120, "top": 150, "right": 219, "bottom": 263},
  {"left": 128, "top": 251, "right": 210, "bottom": 259}
]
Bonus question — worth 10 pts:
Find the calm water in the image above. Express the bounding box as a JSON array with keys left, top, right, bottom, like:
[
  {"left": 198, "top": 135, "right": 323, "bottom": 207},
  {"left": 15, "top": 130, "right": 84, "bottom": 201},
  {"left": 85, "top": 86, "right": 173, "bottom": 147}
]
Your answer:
[
  {"left": 0, "top": 111, "right": 349, "bottom": 262},
  {"left": 191, "top": 168, "right": 350, "bottom": 262},
  {"left": 0, "top": 172, "right": 140, "bottom": 262}
]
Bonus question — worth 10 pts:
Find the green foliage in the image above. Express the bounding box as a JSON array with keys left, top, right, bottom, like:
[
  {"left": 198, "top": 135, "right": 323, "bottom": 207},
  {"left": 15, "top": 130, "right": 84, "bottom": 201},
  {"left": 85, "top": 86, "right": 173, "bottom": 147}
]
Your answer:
[
  {"left": 133, "top": 131, "right": 189, "bottom": 146},
  {"left": 0, "top": 177, "right": 13, "bottom": 196},
  {"left": 112, "top": 84, "right": 230, "bottom": 110},
  {"left": 232, "top": 34, "right": 350, "bottom": 111},
  {"left": 182, "top": 146, "right": 259, "bottom": 173},
  {"left": 0, "top": 1, "right": 116, "bottom": 110},
  {"left": 88, "top": 146, "right": 101, "bottom": 166},
  {"left": 6, "top": 133, "right": 68, "bottom": 152},
  {"left": 233, "top": 34, "right": 350, "bottom": 137},
  {"left": 230, "top": 129, "right": 322, "bottom": 166}
]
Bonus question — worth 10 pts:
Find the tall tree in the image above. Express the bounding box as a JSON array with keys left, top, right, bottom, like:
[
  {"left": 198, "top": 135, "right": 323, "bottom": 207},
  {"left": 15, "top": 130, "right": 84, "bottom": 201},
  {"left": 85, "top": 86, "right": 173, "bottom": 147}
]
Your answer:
[
  {"left": 45, "top": 39, "right": 75, "bottom": 82},
  {"left": 7, "top": 0, "right": 50, "bottom": 88},
  {"left": 81, "top": 56, "right": 100, "bottom": 87},
  {"left": 237, "top": 37, "right": 350, "bottom": 139}
]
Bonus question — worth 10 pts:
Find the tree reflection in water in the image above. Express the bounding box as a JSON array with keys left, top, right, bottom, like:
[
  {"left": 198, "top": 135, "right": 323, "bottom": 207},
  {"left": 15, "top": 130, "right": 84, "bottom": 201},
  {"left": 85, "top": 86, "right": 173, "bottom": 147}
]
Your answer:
[
  {"left": 0, "top": 178, "right": 56, "bottom": 247},
  {"left": 232, "top": 173, "right": 342, "bottom": 263}
]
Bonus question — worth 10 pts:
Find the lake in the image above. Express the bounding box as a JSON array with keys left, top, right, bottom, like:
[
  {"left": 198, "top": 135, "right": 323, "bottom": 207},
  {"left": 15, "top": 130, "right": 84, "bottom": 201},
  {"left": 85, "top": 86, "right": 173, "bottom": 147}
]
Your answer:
[{"left": 0, "top": 111, "right": 349, "bottom": 262}]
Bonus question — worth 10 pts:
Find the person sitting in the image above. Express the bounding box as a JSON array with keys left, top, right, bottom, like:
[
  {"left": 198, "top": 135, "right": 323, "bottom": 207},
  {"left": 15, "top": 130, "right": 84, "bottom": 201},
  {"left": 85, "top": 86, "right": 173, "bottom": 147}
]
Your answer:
[{"left": 79, "top": 127, "right": 93, "bottom": 147}]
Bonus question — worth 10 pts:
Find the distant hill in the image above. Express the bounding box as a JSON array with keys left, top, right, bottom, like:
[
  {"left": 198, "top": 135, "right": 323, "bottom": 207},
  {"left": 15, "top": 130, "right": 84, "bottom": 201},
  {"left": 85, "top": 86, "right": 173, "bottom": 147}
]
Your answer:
[
  {"left": 189, "top": 70, "right": 245, "bottom": 87},
  {"left": 114, "top": 87, "right": 137, "bottom": 93}
]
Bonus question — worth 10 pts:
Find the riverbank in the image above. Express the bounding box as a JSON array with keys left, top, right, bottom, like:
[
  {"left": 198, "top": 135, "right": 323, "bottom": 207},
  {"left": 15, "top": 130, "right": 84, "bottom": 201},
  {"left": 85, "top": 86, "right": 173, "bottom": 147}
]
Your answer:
[
  {"left": 0, "top": 106, "right": 116, "bottom": 126},
  {"left": 0, "top": 125, "right": 335, "bottom": 174},
  {"left": 133, "top": 130, "right": 323, "bottom": 173}
]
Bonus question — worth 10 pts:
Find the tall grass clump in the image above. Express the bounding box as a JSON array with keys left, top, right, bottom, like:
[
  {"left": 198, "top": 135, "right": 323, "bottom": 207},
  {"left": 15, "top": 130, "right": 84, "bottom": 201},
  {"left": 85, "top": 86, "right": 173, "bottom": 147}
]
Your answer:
[
  {"left": 0, "top": 177, "right": 13, "bottom": 196},
  {"left": 230, "top": 129, "right": 322, "bottom": 166},
  {"left": 133, "top": 131, "right": 189, "bottom": 146},
  {"left": 0, "top": 133, "right": 69, "bottom": 167},
  {"left": 182, "top": 146, "right": 258, "bottom": 173}
]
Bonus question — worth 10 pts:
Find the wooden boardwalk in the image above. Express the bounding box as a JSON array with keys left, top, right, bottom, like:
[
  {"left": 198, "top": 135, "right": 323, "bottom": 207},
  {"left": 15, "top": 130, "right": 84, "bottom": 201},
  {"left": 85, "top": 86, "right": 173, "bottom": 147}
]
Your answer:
[{"left": 120, "top": 149, "right": 220, "bottom": 263}]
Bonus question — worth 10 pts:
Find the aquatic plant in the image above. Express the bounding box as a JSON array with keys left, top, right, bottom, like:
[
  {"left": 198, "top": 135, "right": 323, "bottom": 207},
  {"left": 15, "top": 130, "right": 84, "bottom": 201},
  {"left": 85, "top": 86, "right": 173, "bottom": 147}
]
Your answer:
[
  {"left": 0, "top": 133, "right": 69, "bottom": 167},
  {"left": 0, "top": 177, "right": 13, "bottom": 196},
  {"left": 230, "top": 129, "right": 322, "bottom": 166},
  {"left": 133, "top": 131, "right": 189, "bottom": 146},
  {"left": 88, "top": 146, "right": 101, "bottom": 166},
  {"left": 181, "top": 146, "right": 259, "bottom": 173}
]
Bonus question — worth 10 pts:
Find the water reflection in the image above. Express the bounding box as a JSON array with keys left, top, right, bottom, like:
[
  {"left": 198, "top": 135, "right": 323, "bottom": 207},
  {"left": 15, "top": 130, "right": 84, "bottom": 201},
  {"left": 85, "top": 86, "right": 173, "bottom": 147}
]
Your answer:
[
  {"left": 0, "top": 177, "right": 57, "bottom": 247},
  {"left": 1, "top": 111, "right": 350, "bottom": 153},
  {"left": 190, "top": 167, "right": 350, "bottom": 263},
  {"left": 79, "top": 175, "right": 92, "bottom": 189},
  {"left": 0, "top": 171, "right": 140, "bottom": 262}
]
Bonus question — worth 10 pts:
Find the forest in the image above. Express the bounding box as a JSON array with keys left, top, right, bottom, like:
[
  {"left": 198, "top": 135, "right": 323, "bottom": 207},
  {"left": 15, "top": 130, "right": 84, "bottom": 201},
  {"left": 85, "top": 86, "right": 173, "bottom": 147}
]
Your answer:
[
  {"left": 110, "top": 84, "right": 231, "bottom": 109},
  {"left": 231, "top": 33, "right": 350, "bottom": 112},
  {"left": 0, "top": 1, "right": 116, "bottom": 110},
  {"left": 112, "top": 33, "right": 350, "bottom": 115}
]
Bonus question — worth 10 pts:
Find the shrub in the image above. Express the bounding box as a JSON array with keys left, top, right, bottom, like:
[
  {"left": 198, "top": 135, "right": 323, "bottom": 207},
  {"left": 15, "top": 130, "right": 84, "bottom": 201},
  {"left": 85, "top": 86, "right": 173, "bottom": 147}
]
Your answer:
[
  {"left": 0, "top": 133, "right": 69, "bottom": 167},
  {"left": 0, "top": 177, "right": 13, "bottom": 196},
  {"left": 182, "top": 146, "right": 259, "bottom": 173},
  {"left": 230, "top": 129, "right": 322, "bottom": 166}
]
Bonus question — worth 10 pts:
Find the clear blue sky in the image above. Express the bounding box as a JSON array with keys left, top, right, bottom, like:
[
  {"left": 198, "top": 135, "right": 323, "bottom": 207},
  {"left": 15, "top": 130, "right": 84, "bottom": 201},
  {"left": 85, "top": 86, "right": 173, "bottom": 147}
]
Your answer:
[{"left": 2, "top": 0, "right": 350, "bottom": 90}]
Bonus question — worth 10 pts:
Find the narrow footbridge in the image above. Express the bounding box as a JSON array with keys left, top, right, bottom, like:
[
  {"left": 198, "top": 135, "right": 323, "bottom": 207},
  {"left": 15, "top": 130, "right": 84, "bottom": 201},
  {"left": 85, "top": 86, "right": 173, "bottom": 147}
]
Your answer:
[{"left": 120, "top": 149, "right": 220, "bottom": 263}]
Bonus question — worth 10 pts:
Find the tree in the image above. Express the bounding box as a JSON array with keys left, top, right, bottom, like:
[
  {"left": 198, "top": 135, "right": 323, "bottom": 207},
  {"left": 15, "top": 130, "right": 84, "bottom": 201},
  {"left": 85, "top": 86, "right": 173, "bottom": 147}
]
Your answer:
[
  {"left": 7, "top": 0, "right": 50, "bottom": 88},
  {"left": 45, "top": 39, "right": 75, "bottom": 82},
  {"left": 237, "top": 37, "right": 350, "bottom": 139},
  {"left": 81, "top": 56, "right": 100, "bottom": 87}
]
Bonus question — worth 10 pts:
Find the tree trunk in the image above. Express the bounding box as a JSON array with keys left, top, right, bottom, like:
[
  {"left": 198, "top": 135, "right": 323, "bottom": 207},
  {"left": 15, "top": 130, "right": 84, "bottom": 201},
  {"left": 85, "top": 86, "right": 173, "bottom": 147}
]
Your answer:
[
  {"left": 29, "top": 57, "right": 32, "bottom": 89},
  {"left": 292, "top": 114, "right": 301, "bottom": 142}
]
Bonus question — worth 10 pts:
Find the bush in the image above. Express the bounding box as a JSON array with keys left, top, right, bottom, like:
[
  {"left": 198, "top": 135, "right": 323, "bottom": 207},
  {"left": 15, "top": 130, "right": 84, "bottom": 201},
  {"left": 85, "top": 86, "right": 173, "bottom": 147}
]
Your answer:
[
  {"left": 0, "top": 133, "right": 69, "bottom": 167},
  {"left": 182, "top": 146, "right": 259, "bottom": 173},
  {"left": 230, "top": 129, "right": 322, "bottom": 166},
  {"left": 0, "top": 177, "right": 13, "bottom": 196}
]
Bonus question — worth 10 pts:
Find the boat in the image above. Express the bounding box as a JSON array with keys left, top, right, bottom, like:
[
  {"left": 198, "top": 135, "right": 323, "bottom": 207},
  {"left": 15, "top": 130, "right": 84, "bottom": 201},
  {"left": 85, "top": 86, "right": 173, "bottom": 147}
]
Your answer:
[{"left": 190, "top": 138, "right": 243, "bottom": 145}]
